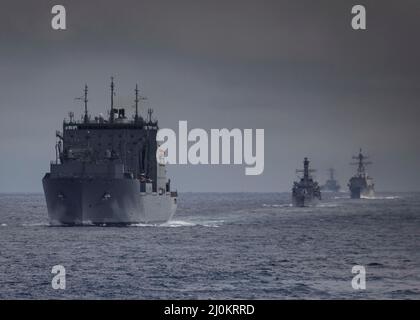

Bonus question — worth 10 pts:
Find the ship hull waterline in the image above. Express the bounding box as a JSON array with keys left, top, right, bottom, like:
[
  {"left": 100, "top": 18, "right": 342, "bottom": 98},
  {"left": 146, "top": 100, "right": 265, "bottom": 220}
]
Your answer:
[
  {"left": 43, "top": 176, "right": 177, "bottom": 226},
  {"left": 292, "top": 195, "right": 321, "bottom": 207},
  {"left": 348, "top": 176, "right": 375, "bottom": 199},
  {"left": 349, "top": 186, "right": 375, "bottom": 199}
]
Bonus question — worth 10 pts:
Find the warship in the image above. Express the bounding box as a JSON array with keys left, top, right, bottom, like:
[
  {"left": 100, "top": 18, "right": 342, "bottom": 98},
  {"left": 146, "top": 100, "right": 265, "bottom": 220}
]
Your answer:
[
  {"left": 321, "top": 168, "right": 341, "bottom": 192},
  {"left": 42, "top": 78, "right": 177, "bottom": 225},
  {"left": 292, "top": 157, "right": 322, "bottom": 207},
  {"left": 348, "top": 148, "right": 374, "bottom": 199}
]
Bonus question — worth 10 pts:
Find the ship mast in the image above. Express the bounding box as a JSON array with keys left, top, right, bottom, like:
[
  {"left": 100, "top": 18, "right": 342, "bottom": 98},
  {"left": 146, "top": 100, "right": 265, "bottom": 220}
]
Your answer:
[
  {"left": 134, "top": 84, "right": 139, "bottom": 122},
  {"left": 83, "top": 84, "right": 89, "bottom": 123},
  {"left": 110, "top": 77, "right": 115, "bottom": 123},
  {"left": 303, "top": 157, "right": 309, "bottom": 179},
  {"left": 147, "top": 108, "right": 153, "bottom": 123},
  {"left": 134, "top": 85, "right": 147, "bottom": 123},
  {"left": 351, "top": 148, "right": 372, "bottom": 177},
  {"left": 329, "top": 168, "right": 335, "bottom": 181},
  {"left": 296, "top": 157, "right": 316, "bottom": 181}
]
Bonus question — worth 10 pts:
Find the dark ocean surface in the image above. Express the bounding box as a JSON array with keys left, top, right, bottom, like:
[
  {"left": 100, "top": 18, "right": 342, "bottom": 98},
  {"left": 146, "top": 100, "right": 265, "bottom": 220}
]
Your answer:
[{"left": 0, "top": 192, "right": 419, "bottom": 299}]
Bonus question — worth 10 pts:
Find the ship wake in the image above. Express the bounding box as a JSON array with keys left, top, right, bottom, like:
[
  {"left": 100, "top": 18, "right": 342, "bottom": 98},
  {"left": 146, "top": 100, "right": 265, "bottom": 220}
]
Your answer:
[
  {"left": 130, "top": 219, "right": 223, "bottom": 228},
  {"left": 262, "top": 203, "right": 293, "bottom": 208},
  {"left": 361, "top": 195, "right": 400, "bottom": 200}
]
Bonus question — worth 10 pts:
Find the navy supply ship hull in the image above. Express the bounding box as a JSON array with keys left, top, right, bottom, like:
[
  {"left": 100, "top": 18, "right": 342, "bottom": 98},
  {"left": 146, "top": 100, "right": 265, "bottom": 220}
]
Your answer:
[
  {"left": 43, "top": 80, "right": 177, "bottom": 225},
  {"left": 43, "top": 171, "right": 177, "bottom": 225},
  {"left": 348, "top": 148, "right": 374, "bottom": 199},
  {"left": 292, "top": 157, "right": 322, "bottom": 207}
]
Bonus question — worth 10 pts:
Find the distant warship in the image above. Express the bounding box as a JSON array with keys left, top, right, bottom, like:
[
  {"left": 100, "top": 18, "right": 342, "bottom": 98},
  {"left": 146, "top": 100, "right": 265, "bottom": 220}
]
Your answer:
[
  {"left": 292, "top": 157, "right": 322, "bottom": 207},
  {"left": 321, "top": 168, "right": 341, "bottom": 192},
  {"left": 348, "top": 148, "right": 374, "bottom": 199},
  {"left": 42, "top": 78, "right": 177, "bottom": 225}
]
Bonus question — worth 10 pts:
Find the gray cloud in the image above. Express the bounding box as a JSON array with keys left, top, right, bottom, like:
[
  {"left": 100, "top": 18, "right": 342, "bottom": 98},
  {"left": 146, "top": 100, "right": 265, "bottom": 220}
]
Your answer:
[{"left": 0, "top": 0, "right": 419, "bottom": 192}]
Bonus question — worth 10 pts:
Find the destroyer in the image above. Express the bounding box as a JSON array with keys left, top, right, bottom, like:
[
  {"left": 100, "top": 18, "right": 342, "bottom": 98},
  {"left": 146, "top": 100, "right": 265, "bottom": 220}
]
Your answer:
[
  {"left": 348, "top": 148, "right": 374, "bottom": 199},
  {"left": 42, "top": 78, "right": 177, "bottom": 225},
  {"left": 321, "top": 168, "right": 341, "bottom": 192},
  {"left": 292, "top": 157, "right": 322, "bottom": 207}
]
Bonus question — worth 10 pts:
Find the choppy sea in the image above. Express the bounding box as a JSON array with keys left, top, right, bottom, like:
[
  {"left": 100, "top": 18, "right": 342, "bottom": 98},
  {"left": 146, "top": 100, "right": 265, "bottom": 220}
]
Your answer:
[{"left": 0, "top": 192, "right": 419, "bottom": 299}]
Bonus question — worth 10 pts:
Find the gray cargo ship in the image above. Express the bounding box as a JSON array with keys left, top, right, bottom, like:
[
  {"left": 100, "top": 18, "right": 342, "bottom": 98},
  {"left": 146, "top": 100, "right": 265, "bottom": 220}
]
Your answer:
[
  {"left": 348, "top": 148, "right": 374, "bottom": 199},
  {"left": 321, "top": 168, "right": 341, "bottom": 192},
  {"left": 292, "top": 157, "right": 322, "bottom": 207},
  {"left": 42, "top": 78, "right": 177, "bottom": 225}
]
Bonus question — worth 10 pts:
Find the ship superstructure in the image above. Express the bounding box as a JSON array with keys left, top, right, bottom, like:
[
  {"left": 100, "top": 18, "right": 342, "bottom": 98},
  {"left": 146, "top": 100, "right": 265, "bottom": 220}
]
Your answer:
[
  {"left": 42, "top": 78, "right": 177, "bottom": 225},
  {"left": 292, "top": 157, "right": 322, "bottom": 207},
  {"left": 321, "top": 168, "right": 341, "bottom": 192},
  {"left": 348, "top": 148, "right": 374, "bottom": 199}
]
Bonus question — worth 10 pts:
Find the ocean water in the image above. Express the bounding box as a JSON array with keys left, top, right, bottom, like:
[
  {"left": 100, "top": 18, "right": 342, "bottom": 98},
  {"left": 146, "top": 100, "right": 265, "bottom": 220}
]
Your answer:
[{"left": 0, "top": 192, "right": 419, "bottom": 299}]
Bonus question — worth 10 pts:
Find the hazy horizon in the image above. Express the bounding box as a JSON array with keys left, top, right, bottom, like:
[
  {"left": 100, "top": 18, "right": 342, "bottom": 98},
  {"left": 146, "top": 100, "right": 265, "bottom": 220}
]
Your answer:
[{"left": 0, "top": 0, "right": 419, "bottom": 192}]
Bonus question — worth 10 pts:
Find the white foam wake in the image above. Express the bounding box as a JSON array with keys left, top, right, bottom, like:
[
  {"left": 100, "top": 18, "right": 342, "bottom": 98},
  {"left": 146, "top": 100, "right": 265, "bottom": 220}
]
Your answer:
[
  {"left": 262, "top": 203, "right": 293, "bottom": 208},
  {"left": 130, "top": 219, "right": 222, "bottom": 228},
  {"left": 361, "top": 195, "right": 400, "bottom": 200},
  {"left": 21, "top": 222, "right": 50, "bottom": 227},
  {"left": 316, "top": 203, "right": 340, "bottom": 208}
]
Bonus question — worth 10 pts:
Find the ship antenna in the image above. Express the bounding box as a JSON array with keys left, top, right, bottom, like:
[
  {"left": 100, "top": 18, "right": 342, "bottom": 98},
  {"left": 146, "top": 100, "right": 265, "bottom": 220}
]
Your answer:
[
  {"left": 135, "top": 84, "right": 139, "bottom": 122},
  {"left": 110, "top": 76, "right": 115, "bottom": 123},
  {"left": 351, "top": 148, "right": 371, "bottom": 177},
  {"left": 358, "top": 148, "right": 364, "bottom": 175},
  {"left": 147, "top": 108, "right": 153, "bottom": 123},
  {"left": 83, "top": 84, "right": 89, "bottom": 123},
  {"left": 329, "top": 168, "right": 334, "bottom": 180},
  {"left": 303, "top": 157, "right": 309, "bottom": 180}
]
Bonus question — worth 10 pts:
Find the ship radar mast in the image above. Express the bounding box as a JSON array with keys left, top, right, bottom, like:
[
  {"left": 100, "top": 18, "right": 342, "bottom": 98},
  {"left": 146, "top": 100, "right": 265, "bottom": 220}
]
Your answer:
[
  {"left": 83, "top": 84, "right": 89, "bottom": 123},
  {"left": 110, "top": 76, "right": 115, "bottom": 123},
  {"left": 147, "top": 108, "right": 154, "bottom": 124},
  {"left": 134, "top": 84, "right": 147, "bottom": 123},
  {"left": 328, "top": 168, "right": 335, "bottom": 181},
  {"left": 351, "top": 148, "right": 372, "bottom": 177},
  {"left": 135, "top": 84, "right": 139, "bottom": 122},
  {"left": 296, "top": 157, "right": 316, "bottom": 180},
  {"left": 75, "top": 84, "right": 89, "bottom": 123}
]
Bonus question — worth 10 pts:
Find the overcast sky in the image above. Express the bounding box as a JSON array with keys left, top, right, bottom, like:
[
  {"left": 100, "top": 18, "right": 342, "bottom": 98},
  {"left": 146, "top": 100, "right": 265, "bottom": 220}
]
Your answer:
[{"left": 0, "top": 0, "right": 419, "bottom": 192}]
